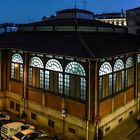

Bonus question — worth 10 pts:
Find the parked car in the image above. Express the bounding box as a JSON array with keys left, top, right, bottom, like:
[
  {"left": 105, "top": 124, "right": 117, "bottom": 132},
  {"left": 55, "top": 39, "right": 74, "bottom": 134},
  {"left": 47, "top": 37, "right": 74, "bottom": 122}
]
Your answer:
[
  {"left": 0, "top": 111, "right": 10, "bottom": 121},
  {"left": 1, "top": 122, "right": 35, "bottom": 139},
  {"left": 11, "top": 129, "right": 41, "bottom": 140},
  {"left": 136, "top": 114, "right": 140, "bottom": 126}
]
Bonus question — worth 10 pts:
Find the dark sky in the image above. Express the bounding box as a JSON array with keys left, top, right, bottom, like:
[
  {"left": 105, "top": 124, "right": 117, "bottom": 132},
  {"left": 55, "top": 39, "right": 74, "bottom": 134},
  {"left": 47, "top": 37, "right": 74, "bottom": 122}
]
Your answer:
[{"left": 0, "top": 0, "right": 140, "bottom": 24}]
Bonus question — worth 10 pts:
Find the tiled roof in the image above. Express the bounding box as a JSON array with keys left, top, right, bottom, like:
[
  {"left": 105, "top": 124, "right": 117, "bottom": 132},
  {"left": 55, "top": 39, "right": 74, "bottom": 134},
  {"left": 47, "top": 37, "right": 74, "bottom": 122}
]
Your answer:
[
  {"left": 0, "top": 31, "right": 139, "bottom": 58},
  {"left": 20, "top": 18, "right": 123, "bottom": 28}
]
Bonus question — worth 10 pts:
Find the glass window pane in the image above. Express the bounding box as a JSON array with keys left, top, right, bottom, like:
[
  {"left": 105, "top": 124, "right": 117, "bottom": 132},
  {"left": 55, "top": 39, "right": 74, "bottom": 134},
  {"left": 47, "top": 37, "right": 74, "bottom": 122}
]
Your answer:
[
  {"left": 40, "top": 70, "right": 44, "bottom": 88},
  {"left": 99, "top": 62, "right": 112, "bottom": 76},
  {"left": 46, "top": 59, "right": 63, "bottom": 72},
  {"left": 29, "top": 68, "right": 32, "bottom": 86},
  {"left": 45, "top": 70, "right": 49, "bottom": 90},
  {"left": 11, "top": 63, "right": 15, "bottom": 79},
  {"left": 80, "top": 77, "right": 86, "bottom": 100},
  {"left": 12, "top": 53, "right": 23, "bottom": 63},
  {"left": 20, "top": 65, "right": 23, "bottom": 81},
  {"left": 64, "top": 74, "right": 69, "bottom": 96},
  {"left": 99, "top": 77, "right": 102, "bottom": 99},
  {"left": 29, "top": 57, "right": 44, "bottom": 68},
  {"left": 109, "top": 74, "right": 112, "bottom": 95},
  {"left": 126, "top": 57, "right": 134, "bottom": 68},
  {"left": 114, "top": 59, "right": 124, "bottom": 72},
  {"left": 138, "top": 54, "right": 140, "bottom": 63},
  {"left": 59, "top": 73, "right": 63, "bottom": 94},
  {"left": 65, "top": 62, "right": 86, "bottom": 76}
]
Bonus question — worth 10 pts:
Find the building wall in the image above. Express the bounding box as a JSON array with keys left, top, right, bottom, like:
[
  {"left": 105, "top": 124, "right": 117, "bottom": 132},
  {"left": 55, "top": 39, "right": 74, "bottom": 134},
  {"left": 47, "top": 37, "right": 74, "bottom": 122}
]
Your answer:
[
  {"left": 0, "top": 50, "right": 139, "bottom": 139},
  {"left": 127, "top": 8, "right": 140, "bottom": 35}
]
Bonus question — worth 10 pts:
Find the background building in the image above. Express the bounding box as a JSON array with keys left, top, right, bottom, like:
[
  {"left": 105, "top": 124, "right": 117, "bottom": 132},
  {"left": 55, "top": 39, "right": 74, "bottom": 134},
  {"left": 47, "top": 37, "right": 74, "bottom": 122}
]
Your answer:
[
  {"left": 0, "top": 8, "right": 139, "bottom": 140},
  {"left": 126, "top": 7, "right": 140, "bottom": 35},
  {"left": 95, "top": 11, "right": 127, "bottom": 26}
]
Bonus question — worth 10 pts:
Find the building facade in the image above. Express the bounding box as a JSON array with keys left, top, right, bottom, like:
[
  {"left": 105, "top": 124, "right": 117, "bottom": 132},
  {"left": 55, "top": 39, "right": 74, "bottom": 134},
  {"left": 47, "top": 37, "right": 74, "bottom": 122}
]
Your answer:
[
  {"left": 0, "top": 8, "right": 139, "bottom": 140},
  {"left": 126, "top": 7, "right": 140, "bottom": 35},
  {"left": 95, "top": 12, "right": 127, "bottom": 27}
]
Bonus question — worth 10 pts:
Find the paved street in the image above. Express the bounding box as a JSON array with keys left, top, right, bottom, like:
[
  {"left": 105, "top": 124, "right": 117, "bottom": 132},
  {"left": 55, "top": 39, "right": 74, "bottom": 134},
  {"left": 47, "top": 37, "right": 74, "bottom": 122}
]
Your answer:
[
  {"left": 104, "top": 112, "right": 140, "bottom": 140},
  {"left": 128, "top": 127, "right": 140, "bottom": 140}
]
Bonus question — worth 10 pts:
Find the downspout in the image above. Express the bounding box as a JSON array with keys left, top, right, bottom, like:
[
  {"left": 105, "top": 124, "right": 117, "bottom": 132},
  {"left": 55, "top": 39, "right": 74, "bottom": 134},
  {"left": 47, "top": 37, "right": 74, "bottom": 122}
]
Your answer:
[
  {"left": 22, "top": 52, "right": 28, "bottom": 118},
  {"left": 94, "top": 59, "right": 99, "bottom": 140},
  {"left": 134, "top": 54, "right": 138, "bottom": 110},
  {"left": 86, "top": 59, "right": 91, "bottom": 140}
]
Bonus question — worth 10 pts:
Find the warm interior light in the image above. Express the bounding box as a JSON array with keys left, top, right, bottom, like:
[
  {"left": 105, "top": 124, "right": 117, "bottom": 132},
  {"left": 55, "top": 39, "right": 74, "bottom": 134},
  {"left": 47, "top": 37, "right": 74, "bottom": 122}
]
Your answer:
[{"left": 14, "top": 63, "right": 18, "bottom": 68}]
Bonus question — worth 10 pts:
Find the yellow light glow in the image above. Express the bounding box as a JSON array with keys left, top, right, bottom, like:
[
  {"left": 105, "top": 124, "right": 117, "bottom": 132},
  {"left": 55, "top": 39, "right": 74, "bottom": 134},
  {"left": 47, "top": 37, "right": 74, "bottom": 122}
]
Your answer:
[{"left": 14, "top": 63, "right": 18, "bottom": 68}]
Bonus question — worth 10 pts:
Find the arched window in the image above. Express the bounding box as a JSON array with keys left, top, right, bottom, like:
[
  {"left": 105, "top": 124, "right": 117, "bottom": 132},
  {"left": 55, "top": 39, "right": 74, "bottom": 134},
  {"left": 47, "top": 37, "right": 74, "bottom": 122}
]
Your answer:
[
  {"left": 125, "top": 57, "right": 134, "bottom": 87},
  {"left": 29, "top": 57, "right": 44, "bottom": 88},
  {"left": 126, "top": 57, "right": 134, "bottom": 68},
  {"left": 45, "top": 59, "right": 63, "bottom": 94},
  {"left": 99, "top": 62, "right": 112, "bottom": 99},
  {"left": 113, "top": 59, "right": 124, "bottom": 93},
  {"left": 64, "top": 62, "right": 86, "bottom": 101},
  {"left": 29, "top": 57, "right": 44, "bottom": 68},
  {"left": 99, "top": 62, "right": 112, "bottom": 76},
  {"left": 11, "top": 53, "right": 23, "bottom": 81}
]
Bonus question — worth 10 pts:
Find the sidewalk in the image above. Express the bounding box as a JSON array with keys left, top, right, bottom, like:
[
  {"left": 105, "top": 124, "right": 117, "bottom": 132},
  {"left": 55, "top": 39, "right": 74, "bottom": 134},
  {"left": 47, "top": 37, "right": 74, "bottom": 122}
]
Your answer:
[{"left": 103, "top": 112, "right": 139, "bottom": 140}]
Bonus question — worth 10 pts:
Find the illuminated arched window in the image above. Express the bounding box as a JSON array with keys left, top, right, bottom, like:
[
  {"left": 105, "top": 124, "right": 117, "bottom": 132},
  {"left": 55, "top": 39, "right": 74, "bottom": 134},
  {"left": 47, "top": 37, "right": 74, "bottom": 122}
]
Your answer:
[
  {"left": 65, "top": 62, "right": 86, "bottom": 101},
  {"left": 113, "top": 59, "right": 124, "bottom": 93},
  {"left": 125, "top": 57, "right": 134, "bottom": 87},
  {"left": 99, "top": 62, "right": 112, "bottom": 99},
  {"left": 29, "top": 57, "right": 44, "bottom": 68},
  {"left": 99, "top": 62, "right": 112, "bottom": 76},
  {"left": 45, "top": 59, "right": 63, "bottom": 94},
  {"left": 29, "top": 57, "right": 44, "bottom": 88},
  {"left": 126, "top": 57, "right": 134, "bottom": 68},
  {"left": 11, "top": 53, "right": 23, "bottom": 81}
]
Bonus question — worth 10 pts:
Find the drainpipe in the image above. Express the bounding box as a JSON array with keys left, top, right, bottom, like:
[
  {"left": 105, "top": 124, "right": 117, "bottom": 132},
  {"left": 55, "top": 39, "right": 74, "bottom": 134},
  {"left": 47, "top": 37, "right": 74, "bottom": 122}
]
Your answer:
[
  {"left": 86, "top": 59, "right": 91, "bottom": 140},
  {"left": 135, "top": 54, "right": 138, "bottom": 111},
  {"left": 22, "top": 52, "right": 28, "bottom": 118},
  {"left": 95, "top": 59, "right": 99, "bottom": 140}
]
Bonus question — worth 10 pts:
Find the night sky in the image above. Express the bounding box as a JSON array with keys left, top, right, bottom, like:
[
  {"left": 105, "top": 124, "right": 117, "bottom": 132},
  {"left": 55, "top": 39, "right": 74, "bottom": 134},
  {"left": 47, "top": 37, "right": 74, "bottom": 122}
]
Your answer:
[{"left": 0, "top": 0, "right": 140, "bottom": 24}]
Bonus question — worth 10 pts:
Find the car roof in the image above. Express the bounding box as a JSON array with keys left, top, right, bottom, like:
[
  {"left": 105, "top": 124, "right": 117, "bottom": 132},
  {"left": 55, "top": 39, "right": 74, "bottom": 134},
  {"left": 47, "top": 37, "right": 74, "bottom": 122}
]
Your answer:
[
  {"left": 2, "top": 122, "right": 25, "bottom": 127},
  {"left": 19, "top": 128, "right": 36, "bottom": 135}
]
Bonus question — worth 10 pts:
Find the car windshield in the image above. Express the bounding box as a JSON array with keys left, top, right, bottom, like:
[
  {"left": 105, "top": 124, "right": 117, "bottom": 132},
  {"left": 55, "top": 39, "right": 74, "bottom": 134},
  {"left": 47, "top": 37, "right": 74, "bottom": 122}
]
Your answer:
[
  {"left": 15, "top": 132, "right": 24, "bottom": 139},
  {"left": 0, "top": 114, "right": 6, "bottom": 118},
  {"left": 1, "top": 126, "right": 8, "bottom": 134}
]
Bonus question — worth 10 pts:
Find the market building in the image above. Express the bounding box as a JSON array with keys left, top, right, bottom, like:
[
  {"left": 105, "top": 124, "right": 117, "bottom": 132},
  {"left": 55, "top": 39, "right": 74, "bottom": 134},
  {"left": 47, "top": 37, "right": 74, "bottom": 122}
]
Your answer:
[{"left": 0, "top": 8, "right": 139, "bottom": 140}]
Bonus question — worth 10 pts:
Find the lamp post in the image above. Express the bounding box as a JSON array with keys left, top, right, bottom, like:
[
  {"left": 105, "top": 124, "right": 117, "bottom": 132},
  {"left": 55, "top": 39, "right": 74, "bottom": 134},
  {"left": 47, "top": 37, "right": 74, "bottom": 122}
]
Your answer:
[{"left": 61, "top": 108, "right": 66, "bottom": 139}]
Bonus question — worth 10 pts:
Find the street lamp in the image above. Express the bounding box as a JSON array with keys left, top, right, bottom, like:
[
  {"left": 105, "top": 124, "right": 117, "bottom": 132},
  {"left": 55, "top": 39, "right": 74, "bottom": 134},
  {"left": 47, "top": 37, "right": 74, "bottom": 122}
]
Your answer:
[{"left": 61, "top": 108, "right": 66, "bottom": 139}]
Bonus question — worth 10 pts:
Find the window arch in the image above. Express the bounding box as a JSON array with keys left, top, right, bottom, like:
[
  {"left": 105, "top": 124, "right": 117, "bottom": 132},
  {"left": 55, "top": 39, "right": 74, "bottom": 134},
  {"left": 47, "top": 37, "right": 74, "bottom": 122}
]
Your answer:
[
  {"left": 12, "top": 53, "right": 23, "bottom": 63},
  {"left": 99, "top": 62, "right": 112, "bottom": 99},
  {"left": 114, "top": 59, "right": 124, "bottom": 72},
  {"left": 65, "top": 62, "right": 86, "bottom": 76},
  {"left": 125, "top": 57, "right": 134, "bottom": 68},
  {"left": 45, "top": 59, "right": 63, "bottom": 94},
  {"left": 125, "top": 57, "right": 134, "bottom": 87},
  {"left": 29, "top": 57, "right": 44, "bottom": 88},
  {"left": 29, "top": 57, "right": 44, "bottom": 68},
  {"left": 99, "top": 62, "right": 112, "bottom": 76},
  {"left": 11, "top": 53, "right": 23, "bottom": 81},
  {"left": 64, "top": 62, "right": 86, "bottom": 101},
  {"left": 45, "top": 59, "right": 63, "bottom": 72},
  {"left": 113, "top": 59, "right": 124, "bottom": 93}
]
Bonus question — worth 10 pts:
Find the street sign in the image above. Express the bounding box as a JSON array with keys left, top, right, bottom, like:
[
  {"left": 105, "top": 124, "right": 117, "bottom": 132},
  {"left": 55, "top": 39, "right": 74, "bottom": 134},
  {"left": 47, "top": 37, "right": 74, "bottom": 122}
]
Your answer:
[{"left": 94, "top": 115, "right": 100, "bottom": 123}]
